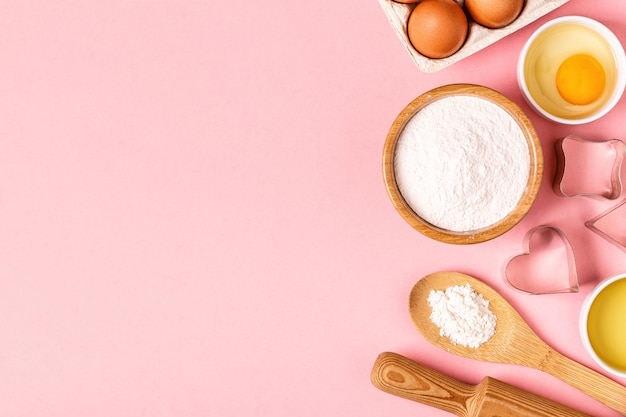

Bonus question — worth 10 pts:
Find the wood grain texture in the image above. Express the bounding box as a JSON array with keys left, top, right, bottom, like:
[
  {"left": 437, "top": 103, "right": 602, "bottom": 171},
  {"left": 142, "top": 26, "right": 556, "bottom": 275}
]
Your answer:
[
  {"left": 382, "top": 84, "right": 544, "bottom": 245},
  {"left": 371, "top": 352, "right": 474, "bottom": 417},
  {"left": 408, "top": 272, "right": 626, "bottom": 415},
  {"left": 371, "top": 352, "right": 593, "bottom": 417}
]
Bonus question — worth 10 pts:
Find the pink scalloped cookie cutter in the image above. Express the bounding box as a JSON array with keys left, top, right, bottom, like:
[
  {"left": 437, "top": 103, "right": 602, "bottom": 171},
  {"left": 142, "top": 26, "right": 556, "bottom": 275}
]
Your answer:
[
  {"left": 504, "top": 226, "right": 579, "bottom": 295},
  {"left": 554, "top": 135, "right": 626, "bottom": 200}
]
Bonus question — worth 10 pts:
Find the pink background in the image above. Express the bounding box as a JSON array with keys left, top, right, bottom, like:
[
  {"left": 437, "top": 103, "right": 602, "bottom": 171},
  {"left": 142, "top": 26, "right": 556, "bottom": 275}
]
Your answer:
[{"left": 0, "top": 0, "right": 625, "bottom": 416}]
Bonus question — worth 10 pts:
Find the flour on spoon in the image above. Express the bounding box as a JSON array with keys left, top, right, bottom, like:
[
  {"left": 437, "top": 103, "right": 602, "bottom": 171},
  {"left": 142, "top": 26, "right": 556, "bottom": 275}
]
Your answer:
[{"left": 428, "top": 284, "right": 497, "bottom": 348}]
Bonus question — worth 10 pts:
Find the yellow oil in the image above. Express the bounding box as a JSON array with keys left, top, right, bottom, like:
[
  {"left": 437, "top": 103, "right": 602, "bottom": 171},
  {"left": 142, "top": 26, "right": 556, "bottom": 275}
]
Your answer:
[
  {"left": 524, "top": 22, "right": 618, "bottom": 120},
  {"left": 587, "top": 279, "right": 626, "bottom": 371}
]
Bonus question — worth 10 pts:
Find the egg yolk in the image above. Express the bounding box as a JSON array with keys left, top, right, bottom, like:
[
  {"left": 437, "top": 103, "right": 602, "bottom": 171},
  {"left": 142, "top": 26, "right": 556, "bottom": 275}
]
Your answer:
[{"left": 556, "top": 54, "right": 606, "bottom": 105}]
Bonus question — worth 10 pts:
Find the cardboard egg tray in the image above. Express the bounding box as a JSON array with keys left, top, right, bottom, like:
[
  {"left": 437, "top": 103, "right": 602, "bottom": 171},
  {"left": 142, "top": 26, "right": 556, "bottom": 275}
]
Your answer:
[{"left": 379, "top": 0, "right": 571, "bottom": 72}]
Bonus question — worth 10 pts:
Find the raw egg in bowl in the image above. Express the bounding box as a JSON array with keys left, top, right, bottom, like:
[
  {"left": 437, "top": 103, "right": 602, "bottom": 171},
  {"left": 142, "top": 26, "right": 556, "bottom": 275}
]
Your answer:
[{"left": 518, "top": 16, "right": 626, "bottom": 124}]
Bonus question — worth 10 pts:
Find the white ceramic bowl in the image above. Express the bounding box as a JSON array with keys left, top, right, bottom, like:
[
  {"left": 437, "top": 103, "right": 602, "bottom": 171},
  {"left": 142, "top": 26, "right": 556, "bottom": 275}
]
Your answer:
[
  {"left": 518, "top": 16, "right": 626, "bottom": 125},
  {"left": 579, "top": 273, "right": 626, "bottom": 378}
]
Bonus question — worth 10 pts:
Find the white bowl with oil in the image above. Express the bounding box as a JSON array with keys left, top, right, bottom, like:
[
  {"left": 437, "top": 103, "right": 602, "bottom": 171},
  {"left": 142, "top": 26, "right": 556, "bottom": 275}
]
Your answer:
[
  {"left": 579, "top": 273, "right": 626, "bottom": 378},
  {"left": 518, "top": 16, "right": 626, "bottom": 125}
]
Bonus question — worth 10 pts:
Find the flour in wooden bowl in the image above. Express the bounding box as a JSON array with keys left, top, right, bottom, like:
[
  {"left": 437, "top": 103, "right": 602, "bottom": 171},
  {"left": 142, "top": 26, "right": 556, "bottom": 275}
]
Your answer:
[{"left": 394, "top": 95, "right": 530, "bottom": 232}]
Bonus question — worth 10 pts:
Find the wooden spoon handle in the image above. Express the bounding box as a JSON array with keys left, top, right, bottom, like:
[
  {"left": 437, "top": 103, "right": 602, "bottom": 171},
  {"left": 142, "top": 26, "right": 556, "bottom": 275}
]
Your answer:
[
  {"left": 370, "top": 352, "right": 474, "bottom": 417},
  {"left": 543, "top": 349, "right": 626, "bottom": 415}
]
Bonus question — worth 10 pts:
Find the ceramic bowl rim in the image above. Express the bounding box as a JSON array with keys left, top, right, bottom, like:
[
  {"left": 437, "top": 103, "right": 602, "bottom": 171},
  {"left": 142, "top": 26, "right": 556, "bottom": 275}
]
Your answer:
[
  {"left": 517, "top": 15, "right": 626, "bottom": 125},
  {"left": 579, "top": 273, "right": 626, "bottom": 378}
]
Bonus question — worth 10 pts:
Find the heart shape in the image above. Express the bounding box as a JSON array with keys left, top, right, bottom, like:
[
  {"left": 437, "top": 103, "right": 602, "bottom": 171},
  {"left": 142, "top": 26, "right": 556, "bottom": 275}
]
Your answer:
[{"left": 504, "top": 226, "right": 579, "bottom": 295}]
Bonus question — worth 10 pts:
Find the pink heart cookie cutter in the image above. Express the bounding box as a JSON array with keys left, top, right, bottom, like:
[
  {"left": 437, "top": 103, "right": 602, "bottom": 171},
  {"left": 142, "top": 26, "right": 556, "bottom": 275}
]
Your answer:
[
  {"left": 554, "top": 135, "right": 626, "bottom": 200},
  {"left": 504, "top": 226, "right": 579, "bottom": 295}
]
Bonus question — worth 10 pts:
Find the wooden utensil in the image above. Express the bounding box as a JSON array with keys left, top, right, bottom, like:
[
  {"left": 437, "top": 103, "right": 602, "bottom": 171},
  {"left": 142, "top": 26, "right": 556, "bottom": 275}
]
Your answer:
[
  {"left": 409, "top": 271, "right": 626, "bottom": 415},
  {"left": 371, "top": 352, "right": 592, "bottom": 417}
]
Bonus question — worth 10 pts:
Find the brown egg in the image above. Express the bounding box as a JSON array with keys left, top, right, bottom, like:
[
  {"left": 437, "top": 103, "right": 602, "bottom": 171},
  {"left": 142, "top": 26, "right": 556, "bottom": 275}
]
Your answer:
[
  {"left": 407, "top": 0, "right": 468, "bottom": 59},
  {"left": 392, "top": 0, "right": 419, "bottom": 3},
  {"left": 465, "top": 0, "right": 524, "bottom": 29}
]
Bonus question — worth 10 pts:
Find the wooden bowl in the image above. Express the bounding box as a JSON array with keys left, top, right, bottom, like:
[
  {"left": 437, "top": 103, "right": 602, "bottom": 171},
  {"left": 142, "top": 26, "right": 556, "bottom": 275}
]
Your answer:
[{"left": 383, "top": 84, "right": 543, "bottom": 244}]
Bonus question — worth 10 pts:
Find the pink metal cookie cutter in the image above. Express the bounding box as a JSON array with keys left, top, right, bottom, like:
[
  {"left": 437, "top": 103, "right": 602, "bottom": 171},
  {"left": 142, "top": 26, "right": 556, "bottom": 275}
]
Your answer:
[
  {"left": 504, "top": 225, "right": 579, "bottom": 295},
  {"left": 586, "top": 199, "right": 626, "bottom": 252},
  {"left": 554, "top": 135, "right": 626, "bottom": 200}
]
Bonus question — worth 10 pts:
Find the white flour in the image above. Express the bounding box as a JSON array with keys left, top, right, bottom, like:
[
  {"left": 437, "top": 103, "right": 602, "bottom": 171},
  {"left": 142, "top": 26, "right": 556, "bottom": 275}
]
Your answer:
[
  {"left": 394, "top": 95, "right": 530, "bottom": 232},
  {"left": 428, "top": 284, "right": 496, "bottom": 348}
]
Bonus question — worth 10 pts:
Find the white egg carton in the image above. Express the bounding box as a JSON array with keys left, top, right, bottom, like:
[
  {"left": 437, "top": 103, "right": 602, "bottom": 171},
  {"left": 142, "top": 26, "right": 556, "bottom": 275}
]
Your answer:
[{"left": 379, "top": 0, "right": 571, "bottom": 72}]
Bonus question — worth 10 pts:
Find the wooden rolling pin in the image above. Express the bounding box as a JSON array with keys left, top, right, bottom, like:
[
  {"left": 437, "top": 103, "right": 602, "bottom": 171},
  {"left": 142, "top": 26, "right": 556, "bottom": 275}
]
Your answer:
[{"left": 371, "top": 352, "right": 592, "bottom": 417}]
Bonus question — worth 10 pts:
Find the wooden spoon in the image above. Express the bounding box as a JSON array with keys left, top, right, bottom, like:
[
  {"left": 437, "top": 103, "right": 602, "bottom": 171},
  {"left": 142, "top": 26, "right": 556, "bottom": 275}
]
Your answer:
[{"left": 409, "top": 271, "right": 626, "bottom": 415}]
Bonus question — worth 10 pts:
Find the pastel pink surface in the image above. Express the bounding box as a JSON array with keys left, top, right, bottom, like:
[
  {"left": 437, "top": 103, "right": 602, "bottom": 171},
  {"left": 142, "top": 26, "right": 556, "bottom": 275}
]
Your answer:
[{"left": 0, "top": 1, "right": 625, "bottom": 417}]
